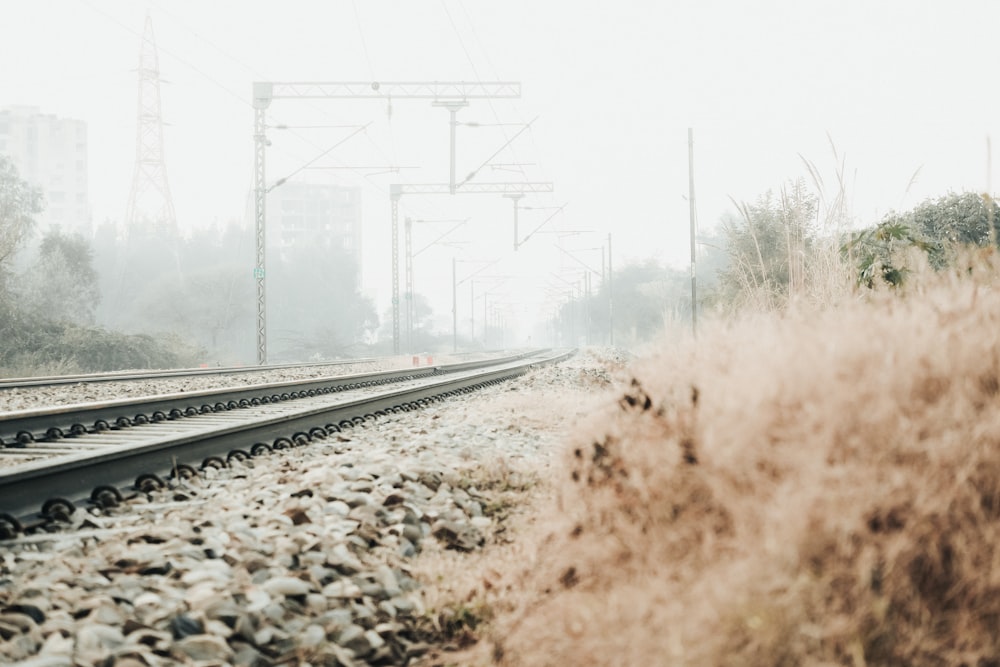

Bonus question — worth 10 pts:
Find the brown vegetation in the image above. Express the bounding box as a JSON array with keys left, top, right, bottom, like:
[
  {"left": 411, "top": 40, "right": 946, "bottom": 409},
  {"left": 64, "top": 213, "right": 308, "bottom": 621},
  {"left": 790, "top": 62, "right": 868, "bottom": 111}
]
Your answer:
[{"left": 456, "top": 263, "right": 1000, "bottom": 666}]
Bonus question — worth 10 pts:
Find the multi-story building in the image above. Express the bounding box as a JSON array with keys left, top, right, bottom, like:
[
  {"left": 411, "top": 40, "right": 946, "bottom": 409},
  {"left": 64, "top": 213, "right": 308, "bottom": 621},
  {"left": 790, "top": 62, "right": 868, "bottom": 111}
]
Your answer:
[
  {"left": 269, "top": 180, "right": 362, "bottom": 269},
  {"left": 0, "top": 106, "right": 91, "bottom": 237}
]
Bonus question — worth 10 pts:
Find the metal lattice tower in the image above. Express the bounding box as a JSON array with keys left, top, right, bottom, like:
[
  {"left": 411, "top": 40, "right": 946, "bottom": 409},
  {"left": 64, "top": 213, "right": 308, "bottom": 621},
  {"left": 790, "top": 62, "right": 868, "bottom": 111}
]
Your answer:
[{"left": 124, "top": 16, "right": 177, "bottom": 239}]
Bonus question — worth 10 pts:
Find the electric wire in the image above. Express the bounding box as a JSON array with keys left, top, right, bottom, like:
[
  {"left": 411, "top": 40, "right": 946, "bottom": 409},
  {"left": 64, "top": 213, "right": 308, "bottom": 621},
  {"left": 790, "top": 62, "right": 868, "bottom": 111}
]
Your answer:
[
  {"left": 77, "top": 0, "right": 249, "bottom": 110},
  {"left": 456, "top": 117, "right": 538, "bottom": 188},
  {"left": 456, "top": 1, "right": 559, "bottom": 205},
  {"left": 440, "top": 1, "right": 522, "bottom": 170},
  {"left": 77, "top": 0, "right": 399, "bottom": 210},
  {"left": 267, "top": 124, "right": 374, "bottom": 193},
  {"left": 144, "top": 0, "right": 412, "bottom": 207}
]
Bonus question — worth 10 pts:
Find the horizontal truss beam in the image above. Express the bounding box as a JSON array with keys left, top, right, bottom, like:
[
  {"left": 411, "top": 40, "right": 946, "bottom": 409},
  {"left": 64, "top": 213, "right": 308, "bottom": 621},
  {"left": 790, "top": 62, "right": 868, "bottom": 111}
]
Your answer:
[
  {"left": 390, "top": 182, "right": 553, "bottom": 198},
  {"left": 256, "top": 81, "right": 520, "bottom": 103}
]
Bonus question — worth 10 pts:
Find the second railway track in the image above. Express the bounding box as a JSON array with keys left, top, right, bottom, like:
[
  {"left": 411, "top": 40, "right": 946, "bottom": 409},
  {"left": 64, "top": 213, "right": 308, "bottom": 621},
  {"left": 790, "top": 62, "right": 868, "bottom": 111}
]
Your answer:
[{"left": 0, "top": 348, "right": 572, "bottom": 535}]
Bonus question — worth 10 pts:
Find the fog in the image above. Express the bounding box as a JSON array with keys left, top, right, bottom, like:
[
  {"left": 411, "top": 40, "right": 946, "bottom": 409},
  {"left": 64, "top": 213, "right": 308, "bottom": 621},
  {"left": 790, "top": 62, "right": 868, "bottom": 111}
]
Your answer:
[{"left": 1, "top": 0, "right": 998, "bottom": 370}]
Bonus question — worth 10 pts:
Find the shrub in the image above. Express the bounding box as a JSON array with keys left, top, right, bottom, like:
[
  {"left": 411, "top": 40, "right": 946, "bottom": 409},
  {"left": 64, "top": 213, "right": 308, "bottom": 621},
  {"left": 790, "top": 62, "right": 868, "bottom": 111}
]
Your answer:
[{"left": 487, "top": 260, "right": 1000, "bottom": 666}]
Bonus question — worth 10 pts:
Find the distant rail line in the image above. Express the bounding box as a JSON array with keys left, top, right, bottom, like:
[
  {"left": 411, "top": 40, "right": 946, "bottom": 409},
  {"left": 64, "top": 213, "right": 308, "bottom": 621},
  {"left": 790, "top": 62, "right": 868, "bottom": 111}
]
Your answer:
[
  {"left": 0, "top": 349, "right": 572, "bottom": 537},
  {"left": 0, "top": 353, "right": 492, "bottom": 390}
]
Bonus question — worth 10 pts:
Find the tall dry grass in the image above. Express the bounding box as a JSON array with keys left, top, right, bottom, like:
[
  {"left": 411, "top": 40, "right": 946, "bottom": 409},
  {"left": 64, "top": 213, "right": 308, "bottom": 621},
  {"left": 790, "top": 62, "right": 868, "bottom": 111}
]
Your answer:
[
  {"left": 469, "top": 257, "right": 1000, "bottom": 666},
  {"left": 720, "top": 138, "right": 886, "bottom": 316}
]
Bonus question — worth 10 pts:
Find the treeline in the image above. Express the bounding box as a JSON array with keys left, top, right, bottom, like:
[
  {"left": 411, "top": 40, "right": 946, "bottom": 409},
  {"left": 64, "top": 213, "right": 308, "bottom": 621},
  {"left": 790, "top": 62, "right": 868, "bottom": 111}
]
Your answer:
[
  {"left": 0, "top": 154, "right": 380, "bottom": 375},
  {"left": 6, "top": 147, "right": 996, "bottom": 372},
  {"left": 550, "top": 182, "right": 1000, "bottom": 347}
]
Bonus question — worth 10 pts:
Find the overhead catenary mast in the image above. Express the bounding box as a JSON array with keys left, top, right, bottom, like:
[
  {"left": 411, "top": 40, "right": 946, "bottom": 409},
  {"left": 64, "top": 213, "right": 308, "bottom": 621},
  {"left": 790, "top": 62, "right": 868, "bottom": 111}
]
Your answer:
[{"left": 688, "top": 127, "right": 698, "bottom": 336}]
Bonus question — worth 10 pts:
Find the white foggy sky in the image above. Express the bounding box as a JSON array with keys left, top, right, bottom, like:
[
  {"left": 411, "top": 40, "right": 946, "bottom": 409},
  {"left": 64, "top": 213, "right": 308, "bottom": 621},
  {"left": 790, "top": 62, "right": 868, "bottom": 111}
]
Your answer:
[{"left": 2, "top": 0, "right": 999, "bottom": 328}]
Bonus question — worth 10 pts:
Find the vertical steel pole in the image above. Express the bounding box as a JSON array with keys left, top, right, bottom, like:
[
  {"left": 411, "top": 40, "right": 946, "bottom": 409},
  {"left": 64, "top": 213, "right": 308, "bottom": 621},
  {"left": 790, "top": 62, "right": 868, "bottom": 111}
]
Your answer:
[
  {"left": 688, "top": 128, "right": 698, "bottom": 337},
  {"left": 601, "top": 246, "right": 607, "bottom": 345},
  {"left": 405, "top": 216, "right": 413, "bottom": 353},
  {"left": 252, "top": 84, "right": 271, "bottom": 365},
  {"left": 452, "top": 257, "right": 457, "bottom": 353},
  {"left": 608, "top": 232, "right": 614, "bottom": 347},
  {"left": 390, "top": 186, "right": 401, "bottom": 355}
]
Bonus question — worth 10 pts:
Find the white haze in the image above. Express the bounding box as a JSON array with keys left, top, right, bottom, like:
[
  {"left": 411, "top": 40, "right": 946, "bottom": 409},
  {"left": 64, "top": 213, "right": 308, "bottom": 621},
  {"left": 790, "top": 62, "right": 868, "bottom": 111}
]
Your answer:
[{"left": 1, "top": 0, "right": 998, "bottom": 344}]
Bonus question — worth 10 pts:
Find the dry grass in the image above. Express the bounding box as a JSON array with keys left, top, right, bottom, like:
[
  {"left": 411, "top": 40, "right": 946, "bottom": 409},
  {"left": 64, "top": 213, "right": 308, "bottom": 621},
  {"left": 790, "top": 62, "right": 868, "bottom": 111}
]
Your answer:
[{"left": 448, "top": 259, "right": 1000, "bottom": 666}]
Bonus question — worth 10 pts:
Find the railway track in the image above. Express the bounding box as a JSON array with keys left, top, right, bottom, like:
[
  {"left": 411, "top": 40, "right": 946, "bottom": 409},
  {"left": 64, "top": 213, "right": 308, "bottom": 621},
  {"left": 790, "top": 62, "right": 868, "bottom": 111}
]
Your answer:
[
  {"left": 0, "top": 351, "right": 494, "bottom": 390},
  {"left": 0, "top": 348, "right": 572, "bottom": 536},
  {"left": 0, "top": 358, "right": 383, "bottom": 390}
]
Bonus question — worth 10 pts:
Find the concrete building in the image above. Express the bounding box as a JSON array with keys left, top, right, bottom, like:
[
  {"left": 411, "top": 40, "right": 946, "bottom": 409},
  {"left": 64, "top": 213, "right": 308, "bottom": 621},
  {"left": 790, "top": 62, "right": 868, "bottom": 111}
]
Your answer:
[
  {"left": 0, "top": 106, "right": 91, "bottom": 237},
  {"left": 269, "top": 181, "right": 362, "bottom": 269}
]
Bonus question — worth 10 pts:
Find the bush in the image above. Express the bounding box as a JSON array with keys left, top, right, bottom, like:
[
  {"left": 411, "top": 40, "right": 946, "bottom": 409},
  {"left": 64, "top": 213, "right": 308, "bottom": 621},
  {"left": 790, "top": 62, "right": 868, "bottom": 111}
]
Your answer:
[
  {"left": 0, "top": 320, "right": 204, "bottom": 375},
  {"left": 487, "top": 260, "right": 1000, "bottom": 666}
]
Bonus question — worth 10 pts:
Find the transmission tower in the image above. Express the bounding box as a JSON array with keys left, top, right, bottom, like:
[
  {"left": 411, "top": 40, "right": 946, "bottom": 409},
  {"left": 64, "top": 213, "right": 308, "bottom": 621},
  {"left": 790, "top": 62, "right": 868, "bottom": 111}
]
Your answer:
[{"left": 124, "top": 15, "right": 177, "bottom": 239}]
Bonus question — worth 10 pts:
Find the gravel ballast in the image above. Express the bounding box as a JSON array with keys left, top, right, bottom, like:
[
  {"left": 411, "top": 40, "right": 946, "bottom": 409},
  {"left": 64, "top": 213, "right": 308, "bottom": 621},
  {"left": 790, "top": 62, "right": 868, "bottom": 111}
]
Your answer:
[{"left": 0, "top": 350, "right": 619, "bottom": 666}]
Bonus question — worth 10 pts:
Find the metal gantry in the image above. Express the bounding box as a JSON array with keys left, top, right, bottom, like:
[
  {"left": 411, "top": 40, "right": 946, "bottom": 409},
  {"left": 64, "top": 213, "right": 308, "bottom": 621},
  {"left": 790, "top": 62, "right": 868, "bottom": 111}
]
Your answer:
[
  {"left": 267, "top": 81, "right": 520, "bottom": 99},
  {"left": 251, "top": 81, "right": 522, "bottom": 364}
]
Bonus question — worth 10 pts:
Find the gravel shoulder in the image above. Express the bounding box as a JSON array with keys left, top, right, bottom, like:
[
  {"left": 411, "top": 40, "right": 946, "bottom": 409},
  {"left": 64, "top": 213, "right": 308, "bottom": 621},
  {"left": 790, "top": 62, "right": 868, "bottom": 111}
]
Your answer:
[{"left": 0, "top": 350, "right": 620, "bottom": 666}]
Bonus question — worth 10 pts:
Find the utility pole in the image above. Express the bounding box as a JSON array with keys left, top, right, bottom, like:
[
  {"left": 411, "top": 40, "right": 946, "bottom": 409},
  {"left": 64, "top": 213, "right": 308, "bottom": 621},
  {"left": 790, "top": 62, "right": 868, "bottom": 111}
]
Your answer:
[
  {"left": 452, "top": 257, "right": 457, "bottom": 353},
  {"left": 688, "top": 128, "right": 698, "bottom": 337},
  {"left": 608, "top": 232, "right": 614, "bottom": 346},
  {"left": 601, "top": 243, "right": 608, "bottom": 344},
  {"left": 404, "top": 217, "right": 413, "bottom": 353}
]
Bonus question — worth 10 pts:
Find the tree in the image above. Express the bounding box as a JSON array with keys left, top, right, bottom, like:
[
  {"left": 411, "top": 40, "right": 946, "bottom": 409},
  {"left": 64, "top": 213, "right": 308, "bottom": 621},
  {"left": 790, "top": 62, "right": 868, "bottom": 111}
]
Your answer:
[
  {"left": 0, "top": 155, "right": 42, "bottom": 298},
  {"left": 549, "top": 260, "right": 691, "bottom": 348},
  {"left": 16, "top": 231, "right": 101, "bottom": 323},
  {"left": 843, "top": 221, "right": 931, "bottom": 288},
  {"left": 392, "top": 291, "right": 435, "bottom": 351},
  {"left": 269, "top": 240, "right": 378, "bottom": 360},
  {"left": 844, "top": 192, "right": 1000, "bottom": 288},
  {"left": 120, "top": 224, "right": 257, "bottom": 363},
  {"left": 716, "top": 179, "right": 818, "bottom": 309},
  {"left": 910, "top": 191, "right": 1000, "bottom": 257}
]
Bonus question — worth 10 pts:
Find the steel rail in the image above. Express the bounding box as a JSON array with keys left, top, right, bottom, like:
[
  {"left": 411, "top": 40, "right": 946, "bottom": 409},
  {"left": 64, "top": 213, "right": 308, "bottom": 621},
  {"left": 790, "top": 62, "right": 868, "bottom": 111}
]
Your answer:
[
  {"left": 0, "top": 359, "right": 377, "bottom": 389},
  {"left": 0, "top": 350, "right": 544, "bottom": 447},
  {"left": 0, "top": 351, "right": 491, "bottom": 390},
  {"left": 0, "top": 349, "right": 572, "bottom": 533}
]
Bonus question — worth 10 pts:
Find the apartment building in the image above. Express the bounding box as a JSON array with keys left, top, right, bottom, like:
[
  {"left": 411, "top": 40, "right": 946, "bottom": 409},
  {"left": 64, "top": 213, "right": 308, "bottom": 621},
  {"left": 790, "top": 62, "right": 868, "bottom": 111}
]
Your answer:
[{"left": 0, "top": 106, "right": 91, "bottom": 237}]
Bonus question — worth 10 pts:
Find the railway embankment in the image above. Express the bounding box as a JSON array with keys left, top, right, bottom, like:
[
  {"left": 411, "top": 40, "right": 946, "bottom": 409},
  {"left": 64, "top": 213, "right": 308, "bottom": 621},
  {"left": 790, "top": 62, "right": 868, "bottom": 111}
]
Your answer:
[{"left": 0, "top": 350, "right": 619, "bottom": 666}]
